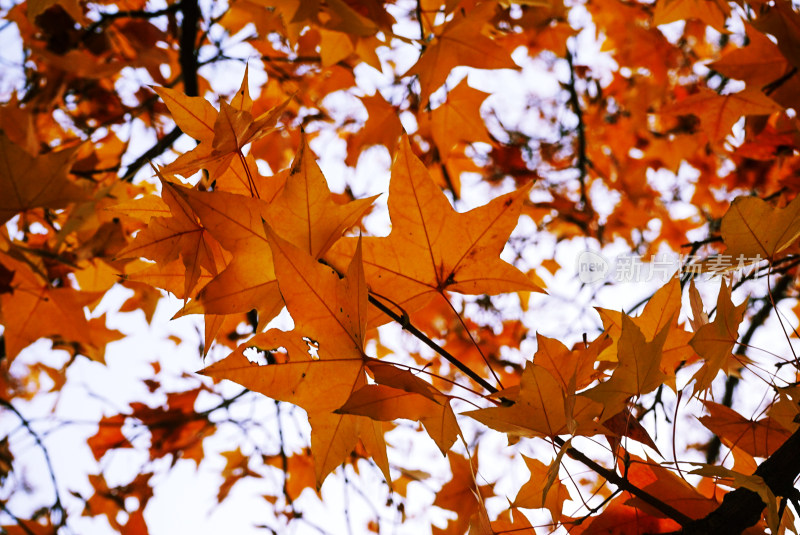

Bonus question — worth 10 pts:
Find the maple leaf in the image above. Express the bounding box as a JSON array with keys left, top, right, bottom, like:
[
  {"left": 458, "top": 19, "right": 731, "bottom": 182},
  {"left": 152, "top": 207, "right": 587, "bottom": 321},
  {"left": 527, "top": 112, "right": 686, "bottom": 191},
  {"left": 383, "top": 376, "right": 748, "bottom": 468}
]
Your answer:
[
  {"left": 327, "top": 136, "right": 542, "bottom": 326},
  {"left": 345, "top": 93, "right": 404, "bottom": 166},
  {"left": 263, "top": 449, "right": 318, "bottom": 502},
  {"left": 465, "top": 363, "right": 604, "bottom": 438},
  {"left": 718, "top": 194, "right": 800, "bottom": 263},
  {"left": 699, "top": 401, "right": 791, "bottom": 459},
  {"left": 513, "top": 454, "right": 571, "bottom": 522},
  {"left": 0, "top": 251, "right": 109, "bottom": 361},
  {"left": 201, "top": 239, "right": 390, "bottom": 485},
  {"left": 405, "top": 2, "right": 519, "bottom": 105},
  {"left": 711, "top": 25, "right": 792, "bottom": 88},
  {"left": 661, "top": 88, "right": 782, "bottom": 144},
  {"left": 157, "top": 69, "right": 287, "bottom": 192},
  {"left": 690, "top": 279, "right": 748, "bottom": 395},
  {"left": 0, "top": 131, "right": 86, "bottom": 226},
  {"left": 87, "top": 414, "right": 131, "bottom": 461},
  {"left": 336, "top": 359, "right": 460, "bottom": 454},
  {"left": 117, "top": 175, "right": 228, "bottom": 299},
  {"left": 585, "top": 314, "right": 670, "bottom": 419},
  {"left": 265, "top": 137, "right": 377, "bottom": 258},
  {"left": 432, "top": 452, "right": 493, "bottom": 535},
  {"left": 426, "top": 79, "right": 493, "bottom": 160},
  {"left": 534, "top": 332, "right": 604, "bottom": 393},
  {"left": 177, "top": 139, "right": 374, "bottom": 324},
  {"left": 165, "top": 183, "right": 279, "bottom": 323},
  {"left": 596, "top": 278, "right": 696, "bottom": 386},
  {"left": 653, "top": 0, "right": 730, "bottom": 33},
  {"left": 217, "top": 448, "right": 261, "bottom": 503},
  {"left": 201, "top": 331, "right": 365, "bottom": 412},
  {"left": 129, "top": 389, "right": 210, "bottom": 462}
]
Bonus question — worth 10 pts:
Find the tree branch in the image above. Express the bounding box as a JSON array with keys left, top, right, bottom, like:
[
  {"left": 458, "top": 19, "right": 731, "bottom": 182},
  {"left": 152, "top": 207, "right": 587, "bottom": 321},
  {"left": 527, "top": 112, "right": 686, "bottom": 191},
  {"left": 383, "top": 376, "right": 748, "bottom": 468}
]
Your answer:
[
  {"left": 369, "top": 293, "right": 694, "bottom": 526},
  {"left": 120, "top": 0, "right": 200, "bottom": 182},
  {"left": 565, "top": 43, "right": 589, "bottom": 212},
  {"left": 121, "top": 126, "right": 182, "bottom": 182},
  {"left": 672, "top": 426, "right": 800, "bottom": 534},
  {"left": 554, "top": 437, "right": 694, "bottom": 527},
  {"left": 367, "top": 294, "right": 499, "bottom": 395},
  {"left": 178, "top": 0, "right": 200, "bottom": 98}
]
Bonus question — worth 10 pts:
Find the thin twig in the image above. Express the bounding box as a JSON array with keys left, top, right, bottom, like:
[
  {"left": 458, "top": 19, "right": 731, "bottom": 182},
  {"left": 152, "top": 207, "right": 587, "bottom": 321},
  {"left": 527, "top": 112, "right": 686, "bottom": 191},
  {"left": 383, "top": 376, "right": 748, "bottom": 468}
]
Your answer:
[
  {"left": 0, "top": 399, "right": 65, "bottom": 527},
  {"left": 565, "top": 43, "right": 589, "bottom": 212}
]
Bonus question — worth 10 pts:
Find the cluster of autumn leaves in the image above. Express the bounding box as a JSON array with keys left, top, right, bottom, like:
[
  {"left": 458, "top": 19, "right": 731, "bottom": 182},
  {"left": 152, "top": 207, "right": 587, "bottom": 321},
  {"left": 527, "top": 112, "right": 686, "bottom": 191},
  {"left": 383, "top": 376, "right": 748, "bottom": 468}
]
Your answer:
[
  {"left": 86, "top": 71, "right": 799, "bottom": 531},
  {"left": 4, "top": 0, "right": 800, "bottom": 532}
]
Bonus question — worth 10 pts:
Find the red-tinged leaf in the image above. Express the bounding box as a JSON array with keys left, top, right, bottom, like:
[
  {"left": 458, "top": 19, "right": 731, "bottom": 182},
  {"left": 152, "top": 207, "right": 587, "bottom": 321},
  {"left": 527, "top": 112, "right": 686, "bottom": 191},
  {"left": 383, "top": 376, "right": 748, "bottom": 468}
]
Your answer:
[
  {"left": 87, "top": 414, "right": 131, "bottom": 460},
  {"left": 699, "top": 401, "right": 792, "bottom": 458},
  {"left": 602, "top": 408, "right": 660, "bottom": 455}
]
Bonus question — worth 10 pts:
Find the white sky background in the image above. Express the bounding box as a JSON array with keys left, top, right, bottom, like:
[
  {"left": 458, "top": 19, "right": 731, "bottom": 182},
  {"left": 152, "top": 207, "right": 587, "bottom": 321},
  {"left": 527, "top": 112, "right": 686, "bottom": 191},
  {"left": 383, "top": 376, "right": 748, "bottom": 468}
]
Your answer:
[{"left": 1, "top": 0, "right": 799, "bottom": 534}]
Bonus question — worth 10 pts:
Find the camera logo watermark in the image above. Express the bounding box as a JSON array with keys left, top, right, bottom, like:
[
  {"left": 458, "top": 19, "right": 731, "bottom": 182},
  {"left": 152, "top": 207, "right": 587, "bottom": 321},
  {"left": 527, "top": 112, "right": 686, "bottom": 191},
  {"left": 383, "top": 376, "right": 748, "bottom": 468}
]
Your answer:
[{"left": 576, "top": 251, "right": 764, "bottom": 284}]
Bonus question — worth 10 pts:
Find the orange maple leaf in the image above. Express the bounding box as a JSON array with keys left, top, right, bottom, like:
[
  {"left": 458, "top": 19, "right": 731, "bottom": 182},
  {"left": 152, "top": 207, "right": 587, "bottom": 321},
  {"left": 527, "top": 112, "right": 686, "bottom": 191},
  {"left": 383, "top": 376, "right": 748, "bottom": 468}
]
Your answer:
[
  {"left": 345, "top": 93, "right": 404, "bottom": 166},
  {"left": 0, "top": 251, "right": 114, "bottom": 361},
  {"left": 0, "top": 131, "right": 86, "bottom": 226},
  {"left": 699, "top": 400, "right": 791, "bottom": 458},
  {"left": 661, "top": 87, "right": 782, "bottom": 143},
  {"left": 327, "top": 136, "right": 542, "bottom": 327},
  {"left": 336, "top": 361, "right": 460, "bottom": 454},
  {"left": 201, "top": 238, "right": 390, "bottom": 485},
  {"left": 718, "top": 194, "right": 800, "bottom": 262},
  {"left": 596, "top": 278, "right": 695, "bottom": 386},
  {"left": 585, "top": 314, "right": 670, "bottom": 419},
  {"left": 156, "top": 68, "right": 286, "bottom": 193},
  {"left": 690, "top": 279, "right": 747, "bottom": 395},
  {"left": 405, "top": 2, "right": 519, "bottom": 105},
  {"left": 427, "top": 79, "right": 493, "bottom": 160},
  {"left": 176, "top": 139, "right": 374, "bottom": 326},
  {"left": 513, "top": 454, "right": 571, "bottom": 523},
  {"left": 465, "top": 363, "right": 603, "bottom": 438},
  {"left": 117, "top": 175, "right": 228, "bottom": 299}
]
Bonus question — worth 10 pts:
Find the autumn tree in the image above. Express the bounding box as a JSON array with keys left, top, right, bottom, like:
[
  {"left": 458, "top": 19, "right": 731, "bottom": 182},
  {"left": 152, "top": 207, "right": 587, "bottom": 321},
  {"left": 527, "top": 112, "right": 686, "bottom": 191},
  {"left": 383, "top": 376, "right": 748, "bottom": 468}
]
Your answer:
[{"left": 3, "top": 0, "right": 800, "bottom": 533}]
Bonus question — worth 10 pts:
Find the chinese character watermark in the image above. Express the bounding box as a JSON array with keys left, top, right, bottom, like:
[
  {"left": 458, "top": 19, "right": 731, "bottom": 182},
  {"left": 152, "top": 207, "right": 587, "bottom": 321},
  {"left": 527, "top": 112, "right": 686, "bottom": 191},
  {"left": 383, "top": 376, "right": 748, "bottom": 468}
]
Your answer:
[{"left": 576, "top": 251, "right": 766, "bottom": 284}]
